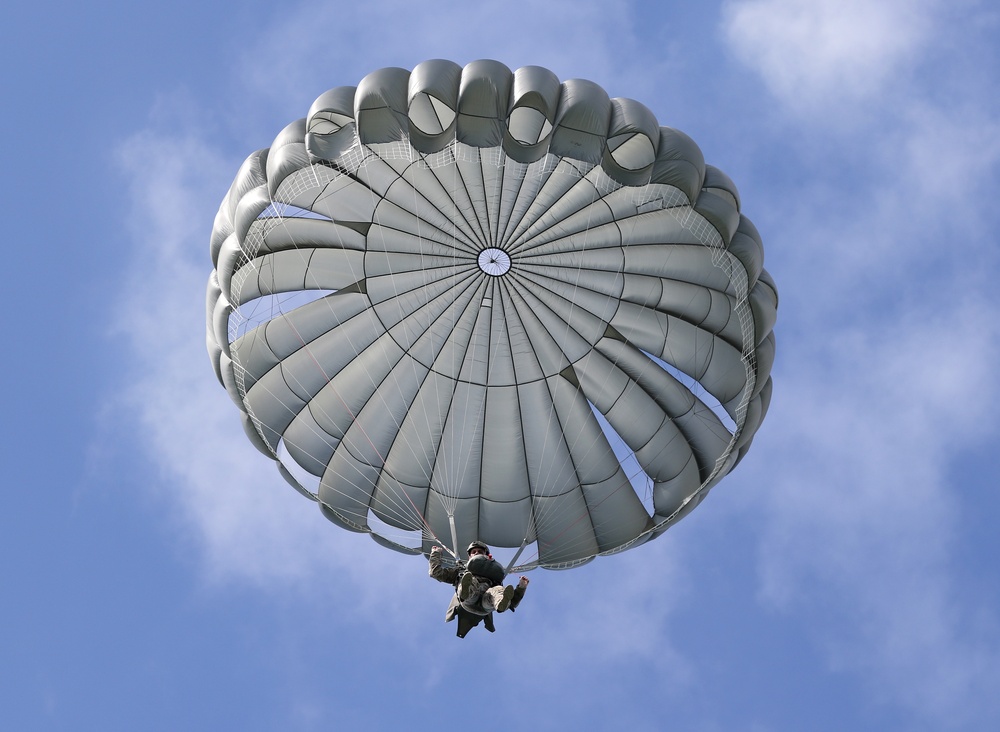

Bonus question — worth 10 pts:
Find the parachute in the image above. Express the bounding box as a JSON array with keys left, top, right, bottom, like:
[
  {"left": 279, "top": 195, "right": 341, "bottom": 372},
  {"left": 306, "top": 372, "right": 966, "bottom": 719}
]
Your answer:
[{"left": 206, "top": 60, "right": 778, "bottom": 570}]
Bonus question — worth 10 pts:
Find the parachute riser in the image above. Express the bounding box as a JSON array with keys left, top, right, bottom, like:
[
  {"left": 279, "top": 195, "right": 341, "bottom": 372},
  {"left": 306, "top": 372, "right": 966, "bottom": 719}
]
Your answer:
[{"left": 448, "top": 513, "right": 460, "bottom": 560}]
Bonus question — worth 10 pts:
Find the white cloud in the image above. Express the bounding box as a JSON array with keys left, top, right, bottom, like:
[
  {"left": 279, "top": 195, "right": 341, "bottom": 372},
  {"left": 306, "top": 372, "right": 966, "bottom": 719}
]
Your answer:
[
  {"left": 715, "top": 4, "right": 1000, "bottom": 720},
  {"left": 721, "top": 0, "right": 943, "bottom": 115},
  {"left": 744, "top": 300, "right": 1000, "bottom": 725},
  {"left": 748, "top": 168, "right": 1000, "bottom": 731}
]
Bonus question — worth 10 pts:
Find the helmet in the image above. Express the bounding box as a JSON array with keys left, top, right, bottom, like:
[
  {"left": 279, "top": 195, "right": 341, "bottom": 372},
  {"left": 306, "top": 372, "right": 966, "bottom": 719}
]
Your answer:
[{"left": 467, "top": 541, "right": 490, "bottom": 556}]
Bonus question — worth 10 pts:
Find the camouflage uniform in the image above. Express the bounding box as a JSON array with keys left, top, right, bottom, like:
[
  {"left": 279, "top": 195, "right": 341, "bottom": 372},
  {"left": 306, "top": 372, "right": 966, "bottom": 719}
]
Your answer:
[{"left": 428, "top": 549, "right": 526, "bottom": 638}]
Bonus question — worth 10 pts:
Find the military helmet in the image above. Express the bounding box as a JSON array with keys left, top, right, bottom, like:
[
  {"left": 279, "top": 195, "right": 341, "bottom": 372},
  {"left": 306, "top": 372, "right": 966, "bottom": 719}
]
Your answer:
[{"left": 467, "top": 540, "right": 490, "bottom": 556}]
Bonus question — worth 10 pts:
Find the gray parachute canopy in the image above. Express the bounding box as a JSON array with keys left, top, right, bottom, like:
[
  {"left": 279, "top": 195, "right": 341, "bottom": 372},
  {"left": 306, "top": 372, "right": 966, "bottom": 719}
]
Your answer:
[{"left": 206, "top": 59, "right": 778, "bottom": 571}]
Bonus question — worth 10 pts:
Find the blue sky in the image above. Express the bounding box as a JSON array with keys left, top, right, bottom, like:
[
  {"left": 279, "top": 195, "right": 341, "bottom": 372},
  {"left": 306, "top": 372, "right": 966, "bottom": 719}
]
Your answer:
[{"left": 4, "top": 0, "right": 1000, "bottom": 729}]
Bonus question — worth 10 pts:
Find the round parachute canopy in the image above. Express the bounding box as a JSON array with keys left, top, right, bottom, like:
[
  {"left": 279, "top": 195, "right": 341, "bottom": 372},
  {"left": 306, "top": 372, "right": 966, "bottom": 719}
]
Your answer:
[{"left": 206, "top": 59, "right": 778, "bottom": 571}]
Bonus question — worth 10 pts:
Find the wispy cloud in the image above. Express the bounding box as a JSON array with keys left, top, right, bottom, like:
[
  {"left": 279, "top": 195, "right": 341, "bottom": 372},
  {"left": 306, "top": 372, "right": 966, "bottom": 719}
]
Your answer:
[
  {"left": 721, "top": 0, "right": 944, "bottom": 116},
  {"left": 719, "top": 1, "right": 1000, "bottom": 724},
  {"left": 743, "top": 298, "right": 1000, "bottom": 725}
]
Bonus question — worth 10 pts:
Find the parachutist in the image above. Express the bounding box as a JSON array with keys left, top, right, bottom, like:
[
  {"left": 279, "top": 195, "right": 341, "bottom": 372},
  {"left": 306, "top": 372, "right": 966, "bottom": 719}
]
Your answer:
[{"left": 429, "top": 542, "right": 529, "bottom": 638}]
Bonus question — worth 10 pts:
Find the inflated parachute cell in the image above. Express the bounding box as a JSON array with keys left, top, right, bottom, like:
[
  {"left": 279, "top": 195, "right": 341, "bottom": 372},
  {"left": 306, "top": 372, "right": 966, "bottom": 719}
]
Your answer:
[{"left": 206, "top": 60, "right": 778, "bottom": 570}]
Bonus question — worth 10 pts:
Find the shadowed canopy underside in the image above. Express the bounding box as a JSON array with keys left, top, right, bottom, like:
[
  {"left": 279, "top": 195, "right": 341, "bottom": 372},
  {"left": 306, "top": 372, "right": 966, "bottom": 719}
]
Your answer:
[{"left": 206, "top": 60, "right": 777, "bottom": 570}]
